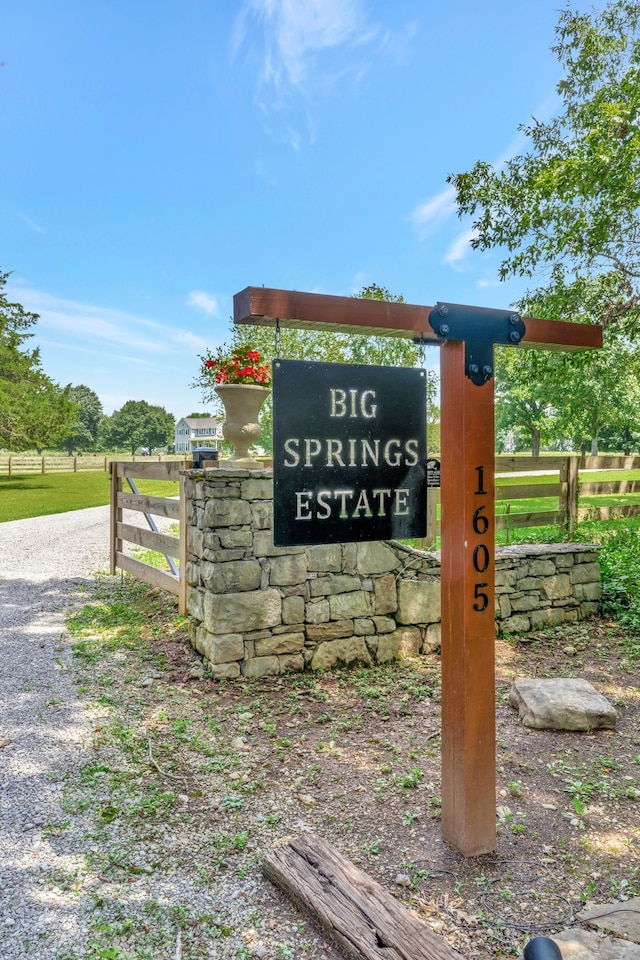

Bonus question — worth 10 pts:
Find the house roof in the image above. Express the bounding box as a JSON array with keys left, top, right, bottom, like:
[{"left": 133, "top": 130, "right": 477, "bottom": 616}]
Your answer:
[{"left": 181, "top": 417, "right": 219, "bottom": 428}]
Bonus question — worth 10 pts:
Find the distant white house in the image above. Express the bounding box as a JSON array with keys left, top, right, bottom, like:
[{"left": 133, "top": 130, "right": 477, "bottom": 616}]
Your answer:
[{"left": 174, "top": 416, "right": 223, "bottom": 454}]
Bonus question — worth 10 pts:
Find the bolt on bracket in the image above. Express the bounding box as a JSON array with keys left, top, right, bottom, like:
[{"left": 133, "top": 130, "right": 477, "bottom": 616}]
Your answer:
[{"left": 426, "top": 301, "right": 526, "bottom": 386}]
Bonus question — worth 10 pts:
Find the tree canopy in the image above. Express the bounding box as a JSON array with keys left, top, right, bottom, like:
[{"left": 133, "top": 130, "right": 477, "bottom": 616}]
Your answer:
[
  {"left": 60, "top": 384, "right": 104, "bottom": 455},
  {"left": 448, "top": 0, "right": 640, "bottom": 333},
  {"left": 0, "top": 270, "right": 75, "bottom": 451},
  {"left": 100, "top": 400, "right": 175, "bottom": 456},
  {"left": 494, "top": 276, "right": 640, "bottom": 455}
]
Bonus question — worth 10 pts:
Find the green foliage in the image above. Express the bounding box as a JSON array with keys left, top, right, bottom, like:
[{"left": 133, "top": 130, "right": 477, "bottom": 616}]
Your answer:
[
  {"left": 598, "top": 526, "right": 640, "bottom": 641},
  {"left": 449, "top": 0, "right": 640, "bottom": 334},
  {"left": 0, "top": 270, "right": 76, "bottom": 451},
  {"left": 100, "top": 400, "right": 175, "bottom": 455},
  {"left": 61, "top": 384, "right": 104, "bottom": 455},
  {"left": 458, "top": 3, "right": 640, "bottom": 453},
  {"left": 495, "top": 277, "right": 640, "bottom": 454}
]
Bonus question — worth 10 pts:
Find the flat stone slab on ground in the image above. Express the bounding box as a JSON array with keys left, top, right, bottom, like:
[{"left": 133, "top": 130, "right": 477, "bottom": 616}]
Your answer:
[
  {"left": 554, "top": 927, "right": 640, "bottom": 959},
  {"left": 578, "top": 898, "right": 640, "bottom": 943},
  {"left": 508, "top": 678, "right": 617, "bottom": 730}
]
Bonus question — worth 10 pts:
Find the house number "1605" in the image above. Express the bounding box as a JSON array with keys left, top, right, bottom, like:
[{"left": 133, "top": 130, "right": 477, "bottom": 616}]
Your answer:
[{"left": 472, "top": 465, "right": 490, "bottom": 612}]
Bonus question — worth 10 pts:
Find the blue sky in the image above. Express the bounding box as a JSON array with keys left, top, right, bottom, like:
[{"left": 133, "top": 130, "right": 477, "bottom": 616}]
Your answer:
[{"left": 1, "top": 1, "right": 599, "bottom": 417}]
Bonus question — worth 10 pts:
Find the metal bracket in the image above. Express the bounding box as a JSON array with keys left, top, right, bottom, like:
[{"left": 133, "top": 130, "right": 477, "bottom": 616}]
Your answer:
[{"left": 425, "top": 301, "right": 526, "bottom": 386}]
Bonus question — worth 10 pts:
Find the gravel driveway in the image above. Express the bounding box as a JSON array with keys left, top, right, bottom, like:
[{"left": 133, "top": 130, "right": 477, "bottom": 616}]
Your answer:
[{"left": 0, "top": 506, "right": 120, "bottom": 959}]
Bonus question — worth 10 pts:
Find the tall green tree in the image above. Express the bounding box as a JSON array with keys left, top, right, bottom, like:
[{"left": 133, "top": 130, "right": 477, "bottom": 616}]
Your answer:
[
  {"left": 494, "top": 350, "right": 563, "bottom": 456},
  {"left": 25, "top": 380, "right": 77, "bottom": 455},
  {"left": 0, "top": 270, "right": 74, "bottom": 450},
  {"left": 494, "top": 275, "right": 640, "bottom": 455},
  {"left": 60, "top": 384, "right": 104, "bottom": 455},
  {"left": 448, "top": 0, "right": 640, "bottom": 334},
  {"left": 101, "top": 400, "right": 174, "bottom": 456}
]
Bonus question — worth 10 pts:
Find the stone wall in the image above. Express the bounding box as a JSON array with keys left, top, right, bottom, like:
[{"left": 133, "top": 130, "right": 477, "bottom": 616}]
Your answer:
[{"left": 184, "top": 468, "right": 602, "bottom": 679}]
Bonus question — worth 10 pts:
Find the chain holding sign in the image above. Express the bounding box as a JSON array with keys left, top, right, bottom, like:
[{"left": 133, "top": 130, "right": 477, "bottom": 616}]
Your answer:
[{"left": 272, "top": 359, "right": 427, "bottom": 547}]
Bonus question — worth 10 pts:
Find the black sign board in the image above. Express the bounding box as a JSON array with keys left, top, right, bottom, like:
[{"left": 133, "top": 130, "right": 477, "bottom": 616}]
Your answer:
[{"left": 272, "top": 359, "right": 427, "bottom": 546}]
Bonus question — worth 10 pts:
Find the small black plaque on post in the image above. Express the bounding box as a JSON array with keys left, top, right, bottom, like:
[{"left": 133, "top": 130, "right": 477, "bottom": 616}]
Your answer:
[
  {"left": 426, "top": 458, "right": 441, "bottom": 488},
  {"left": 272, "top": 359, "right": 427, "bottom": 546}
]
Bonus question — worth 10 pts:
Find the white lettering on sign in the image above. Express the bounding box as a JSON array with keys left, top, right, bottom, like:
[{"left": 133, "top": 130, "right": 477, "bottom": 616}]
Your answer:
[
  {"left": 282, "top": 437, "right": 419, "bottom": 469},
  {"left": 290, "top": 488, "right": 412, "bottom": 521},
  {"left": 295, "top": 491, "right": 313, "bottom": 520},
  {"left": 330, "top": 389, "right": 377, "bottom": 419},
  {"left": 275, "top": 368, "right": 426, "bottom": 543}
]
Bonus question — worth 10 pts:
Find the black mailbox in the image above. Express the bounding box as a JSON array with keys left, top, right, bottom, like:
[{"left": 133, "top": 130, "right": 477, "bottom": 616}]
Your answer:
[{"left": 192, "top": 447, "right": 219, "bottom": 468}]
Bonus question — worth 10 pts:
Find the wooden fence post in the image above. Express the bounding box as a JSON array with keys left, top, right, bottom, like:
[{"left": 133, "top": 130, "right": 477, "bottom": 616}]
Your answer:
[
  {"left": 109, "top": 462, "right": 122, "bottom": 576},
  {"left": 559, "top": 457, "right": 569, "bottom": 533},
  {"left": 423, "top": 489, "right": 438, "bottom": 548},
  {"left": 559, "top": 456, "right": 579, "bottom": 536},
  {"left": 568, "top": 455, "right": 579, "bottom": 535},
  {"left": 41, "top": 457, "right": 45, "bottom": 474}
]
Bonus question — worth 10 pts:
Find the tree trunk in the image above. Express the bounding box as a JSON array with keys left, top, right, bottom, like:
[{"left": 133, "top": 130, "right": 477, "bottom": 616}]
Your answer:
[
  {"left": 530, "top": 427, "right": 541, "bottom": 458},
  {"left": 590, "top": 437, "right": 598, "bottom": 456}
]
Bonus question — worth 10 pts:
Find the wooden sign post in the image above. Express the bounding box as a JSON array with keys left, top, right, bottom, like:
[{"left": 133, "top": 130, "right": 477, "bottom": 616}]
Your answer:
[{"left": 234, "top": 287, "right": 602, "bottom": 856}]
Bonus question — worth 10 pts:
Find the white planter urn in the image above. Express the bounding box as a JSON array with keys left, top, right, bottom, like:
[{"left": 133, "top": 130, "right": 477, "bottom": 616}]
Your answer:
[{"left": 214, "top": 384, "right": 269, "bottom": 469}]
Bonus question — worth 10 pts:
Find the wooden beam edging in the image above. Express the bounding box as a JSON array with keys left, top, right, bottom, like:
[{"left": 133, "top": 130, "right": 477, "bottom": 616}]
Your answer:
[{"left": 262, "top": 833, "right": 463, "bottom": 960}]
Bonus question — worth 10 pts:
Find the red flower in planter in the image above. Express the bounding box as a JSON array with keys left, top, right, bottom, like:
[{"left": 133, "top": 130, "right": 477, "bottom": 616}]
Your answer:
[{"left": 198, "top": 346, "right": 271, "bottom": 386}]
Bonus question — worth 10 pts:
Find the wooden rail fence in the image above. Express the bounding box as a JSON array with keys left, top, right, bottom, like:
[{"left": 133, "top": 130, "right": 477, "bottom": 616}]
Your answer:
[
  {"left": 109, "top": 460, "right": 186, "bottom": 614},
  {"left": 0, "top": 454, "right": 187, "bottom": 475},
  {"left": 108, "top": 454, "right": 640, "bottom": 599},
  {"left": 423, "top": 454, "right": 640, "bottom": 545},
  {"left": 498, "top": 454, "right": 640, "bottom": 534}
]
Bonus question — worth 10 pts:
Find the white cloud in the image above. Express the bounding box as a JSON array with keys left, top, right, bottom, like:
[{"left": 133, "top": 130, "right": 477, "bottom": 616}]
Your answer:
[
  {"left": 349, "top": 270, "right": 369, "bottom": 293},
  {"left": 17, "top": 211, "right": 45, "bottom": 233},
  {"left": 233, "top": 0, "right": 396, "bottom": 108},
  {"left": 444, "top": 227, "right": 478, "bottom": 267},
  {"left": 35, "top": 336, "right": 155, "bottom": 366},
  {"left": 410, "top": 186, "right": 457, "bottom": 240},
  {"left": 187, "top": 290, "right": 219, "bottom": 316},
  {"left": 245, "top": 0, "right": 365, "bottom": 89},
  {"left": 12, "top": 286, "right": 210, "bottom": 356}
]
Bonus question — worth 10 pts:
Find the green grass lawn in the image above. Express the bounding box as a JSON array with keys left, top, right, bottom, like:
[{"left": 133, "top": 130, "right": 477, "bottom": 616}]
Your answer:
[{"left": 0, "top": 473, "right": 179, "bottom": 523}]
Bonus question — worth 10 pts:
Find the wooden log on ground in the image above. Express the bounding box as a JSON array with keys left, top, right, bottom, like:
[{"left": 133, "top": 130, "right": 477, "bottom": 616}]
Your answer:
[{"left": 262, "top": 833, "right": 463, "bottom": 960}]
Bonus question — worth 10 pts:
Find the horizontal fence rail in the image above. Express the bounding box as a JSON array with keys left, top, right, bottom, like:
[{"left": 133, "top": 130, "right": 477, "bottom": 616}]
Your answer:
[
  {"left": 424, "top": 454, "right": 640, "bottom": 543},
  {"left": 109, "top": 460, "right": 186, "bottom": 614},
  {"left": 108, "top": 454, "right": 638, "bottom": 596},
  {"left": 0, "top": 454, "right": 189, "bottom": 475}
]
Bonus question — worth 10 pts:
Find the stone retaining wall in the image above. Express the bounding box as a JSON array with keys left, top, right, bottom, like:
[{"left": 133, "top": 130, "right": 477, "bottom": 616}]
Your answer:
[{"left": 184, "top": 469, "right": 602, "bottom": 679}]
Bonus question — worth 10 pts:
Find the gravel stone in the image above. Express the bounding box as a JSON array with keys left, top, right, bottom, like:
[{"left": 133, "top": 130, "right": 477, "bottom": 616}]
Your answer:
[{"left": 0, "top": 507, "right": 343, "bottom": 960}]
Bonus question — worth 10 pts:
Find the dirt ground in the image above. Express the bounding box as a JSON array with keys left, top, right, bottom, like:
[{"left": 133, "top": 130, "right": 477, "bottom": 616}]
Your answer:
[{"left": 68, "top": 583, "right": 640, "bottom": 959}]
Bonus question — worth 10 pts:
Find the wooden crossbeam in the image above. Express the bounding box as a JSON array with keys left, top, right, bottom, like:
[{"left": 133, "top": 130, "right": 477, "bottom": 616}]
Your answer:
[{"left": 234, "top": 287, "right": 602, "bottom": 351}]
